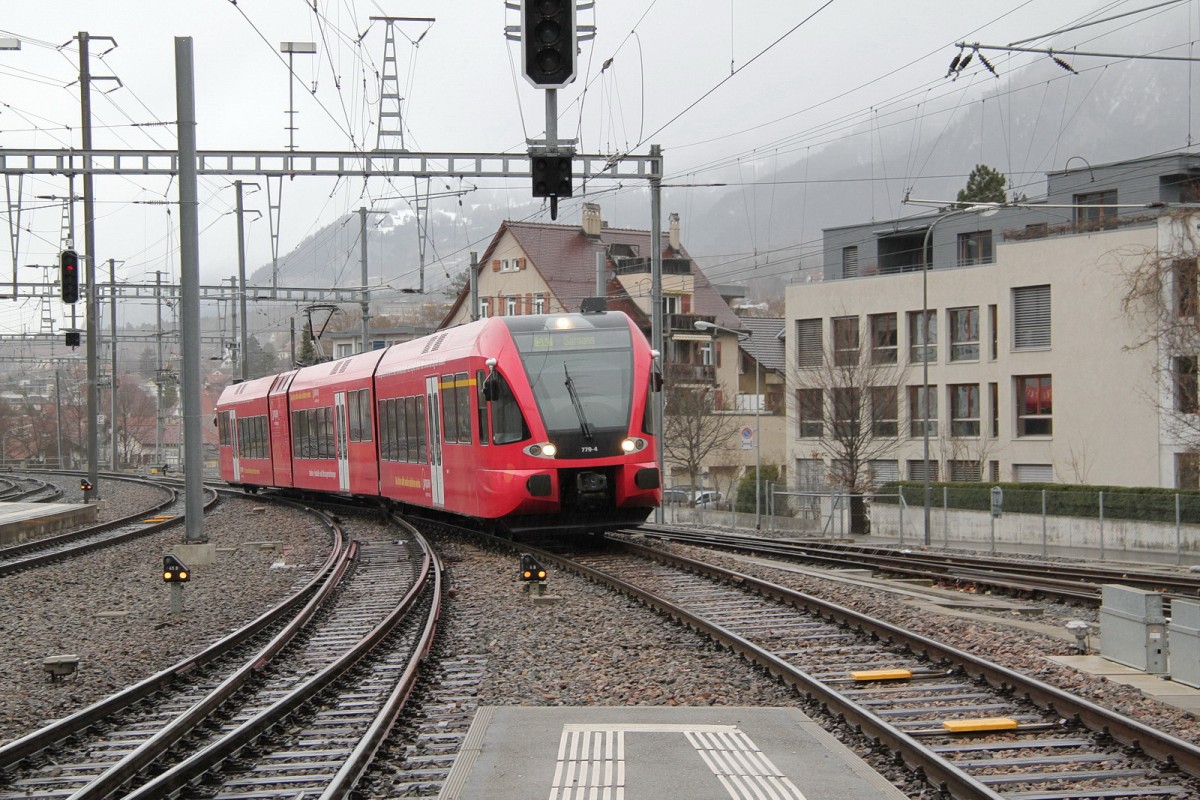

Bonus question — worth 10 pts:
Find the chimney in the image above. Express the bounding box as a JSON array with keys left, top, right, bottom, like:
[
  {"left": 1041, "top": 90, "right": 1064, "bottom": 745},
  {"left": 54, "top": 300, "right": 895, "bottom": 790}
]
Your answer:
[
  {"left": 582, "top": 202, "right": 603, "bottom": 238},
  {"left": 668, "top": 212, "right": 681, "bottom": 252}
]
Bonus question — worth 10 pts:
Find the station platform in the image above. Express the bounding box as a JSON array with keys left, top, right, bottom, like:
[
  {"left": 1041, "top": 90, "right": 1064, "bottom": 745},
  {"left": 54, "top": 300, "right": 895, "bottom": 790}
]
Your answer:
[
  {"left": 0, "top": 502, "right": 96, "bottom": 546},
  {"left": 438, "top": 706, "right": 907, "bottom": 800}
]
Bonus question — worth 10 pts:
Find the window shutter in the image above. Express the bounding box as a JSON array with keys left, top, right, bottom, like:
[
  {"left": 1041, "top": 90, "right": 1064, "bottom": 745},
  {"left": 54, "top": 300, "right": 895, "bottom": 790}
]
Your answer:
[
  {"left": 1013, "top": 285, "right": 1051, "bottom": 349},
  {"left": 491, "top": 259, "right": 501, "bottom": 272},
  {"left": 525, "top": 293, "right": 533, "bottom": 314},
  {"left": 842, "top": 246, "right": 859, "bottom": 278},
  {"left": 796, "top": 318, "right": 822, "bottom": 367},
  {"left": 681, "top": 295, "right": 692, "bottom": 313},
  {"left": 1014, "top": 463, "right": 1053, "bottom": 483},
  {"left": 518, "top": 257, "right": 526, "bottom": 270}
]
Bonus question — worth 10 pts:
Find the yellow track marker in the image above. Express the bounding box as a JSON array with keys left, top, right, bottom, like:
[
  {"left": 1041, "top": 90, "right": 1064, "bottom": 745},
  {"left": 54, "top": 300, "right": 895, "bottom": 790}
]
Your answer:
[
  {"left": 850, "top": 669, "right": 913, "bottom": 681},
  {"left": 943, "top": 718, "right": 1019, "bottom": 733}
]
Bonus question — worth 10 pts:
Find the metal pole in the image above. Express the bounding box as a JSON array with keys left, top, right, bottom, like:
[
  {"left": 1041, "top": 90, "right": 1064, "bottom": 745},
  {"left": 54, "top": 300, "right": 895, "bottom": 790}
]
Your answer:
[
  {"left": 154, "top": 271, "right": 164, "bottom": 465},
  {"left": 176, "top": 37, "right": 205, "bottom": 544},
  {"left": 942, "top": 485, "right": 949, "bottom": 547},
  {"left": 55, "top": 370, "right": 63, "bottom": 469},
  {"left": 235, "top": 181, "right": 248, "bottom": 381},
  {"left": 360, "top": 207, "right": 371, "bottom": 353},
  {"left": 1099, "top": 490, "right": 1105, "bottom": 560},
  {"left": 79, "top": 31, "right": 100, "bottom": 498},
  {"left": 109, "top": 258, "right": 118, "bottom": 470},
  {"left": 596, "top": 250, "right": 604, "bottom": 297},
  {"left": 1042, "top": 489, "right": 1048, "bottom": 556},
  {"left": 754, "top": 345, "right": 761, "bottom": 530},
  {"left": 650, "top": 145, "right": 664, "bottom": 524},
  {"left": 921, "top": 220, "right": 934, "bottom": 546},
  {"left": 1176, "top": 493, "right": 1183, "bottom": 566},
  {"left": 469, "top": 251, "right": 479, "bottom": 321}
]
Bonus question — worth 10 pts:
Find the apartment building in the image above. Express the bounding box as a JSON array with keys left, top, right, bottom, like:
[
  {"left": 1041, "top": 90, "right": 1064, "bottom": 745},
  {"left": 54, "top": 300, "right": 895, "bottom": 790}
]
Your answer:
[{"left": 786, "top": 152, "right": 1200, "bottom": 490}]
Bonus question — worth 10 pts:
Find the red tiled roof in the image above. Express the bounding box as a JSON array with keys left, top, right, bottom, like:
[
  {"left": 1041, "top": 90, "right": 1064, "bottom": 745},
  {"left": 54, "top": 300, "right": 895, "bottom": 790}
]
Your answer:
[{"left": 440, "top": 218, "right": 743, "bottom": 331}]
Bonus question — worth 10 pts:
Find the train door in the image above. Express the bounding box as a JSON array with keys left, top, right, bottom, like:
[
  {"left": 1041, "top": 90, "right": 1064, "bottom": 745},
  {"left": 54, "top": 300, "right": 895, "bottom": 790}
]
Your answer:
[
  {"left": 229, "top": 410, "right": 240, "bottom": 482},
  {"left": 425, "top": 375, "right": 445, "bottom": 506},
  {"left": 334, "top": 391, "right": 350, "bottom": 492}
]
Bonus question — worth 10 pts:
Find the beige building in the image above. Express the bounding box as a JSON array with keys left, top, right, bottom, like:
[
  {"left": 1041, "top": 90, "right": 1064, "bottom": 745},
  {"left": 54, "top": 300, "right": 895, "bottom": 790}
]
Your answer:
[{"left": 785, "top": 152, "right": 1200, "bottom": 492}]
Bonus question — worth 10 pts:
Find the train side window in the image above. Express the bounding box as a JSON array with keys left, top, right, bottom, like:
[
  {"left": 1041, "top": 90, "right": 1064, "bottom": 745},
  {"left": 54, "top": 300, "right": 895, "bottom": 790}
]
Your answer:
[
  {"left": 643, "top": 386, "right": 656, "bottom": 436},
  {"left": 416, "top": 395, "right": 428, "bottom": 461},
  {"left": 378, "top": 399, "right": 391, "bottom": 460},
  {"left": 476, "top": 370, "right": 490, "bottom": 446},
  {"left": 291, "top": 410, "right": 304, "bottom": 458},
  {"left": 490, "top": 371, "right": 530, "bottom": 445},
  {"left": 404, "top": 396, "right": 417, "bottom": 462},
  {"left": 441, "top": 374, "right": 459, "bottom": 444},
  {"left": 358, "top": 389, "right": 372, "bottom": 442},
  {"left": 455, "top": 372, "right": 471, "bottom": 444},
  {"left": 393, "top": 398, "right": 405, "bottom": 462},
  {"left": 349, "top": 391, "right": 362, "bottom": 442}
]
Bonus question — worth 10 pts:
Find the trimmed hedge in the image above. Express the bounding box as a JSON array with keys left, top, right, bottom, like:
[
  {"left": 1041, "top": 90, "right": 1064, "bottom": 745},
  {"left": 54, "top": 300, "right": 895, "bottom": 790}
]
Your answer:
[{"left": 874, "top": 481, "right": 1200, "bottom": 524}]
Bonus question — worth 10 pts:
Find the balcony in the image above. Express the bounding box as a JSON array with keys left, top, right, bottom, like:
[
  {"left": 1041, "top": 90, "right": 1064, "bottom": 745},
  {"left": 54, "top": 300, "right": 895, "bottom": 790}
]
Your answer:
[
  {"left": 666, "top": 363, "right": 716, "bottom": 384},
  {"left": 666, "top": 313, "right": 714, "bottom": 333},
  {"left": 611, "top": 257, "right": 693, "bottom": 276}
]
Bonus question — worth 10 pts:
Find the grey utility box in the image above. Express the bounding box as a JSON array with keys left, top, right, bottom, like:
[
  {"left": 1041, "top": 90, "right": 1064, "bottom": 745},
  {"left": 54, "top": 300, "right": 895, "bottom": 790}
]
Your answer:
[
  {"left": 1099, "top": 584, "right": 1168, "bottom": 674},
  {"left": 1168, "top": 599, "right": 1200, "bottom": 688}
]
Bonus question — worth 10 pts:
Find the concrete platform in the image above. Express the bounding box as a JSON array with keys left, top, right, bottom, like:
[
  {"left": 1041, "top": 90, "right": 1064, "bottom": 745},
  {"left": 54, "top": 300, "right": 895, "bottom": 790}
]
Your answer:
[
  {"left": 438, "top": 706, "right": 907, "bottom": 800},
  {"left": 0, "top": 502, "right": 96, "bottom": 546},
  {"left": 1047, "top": 654, "right": 1200, "bottom": 716}
]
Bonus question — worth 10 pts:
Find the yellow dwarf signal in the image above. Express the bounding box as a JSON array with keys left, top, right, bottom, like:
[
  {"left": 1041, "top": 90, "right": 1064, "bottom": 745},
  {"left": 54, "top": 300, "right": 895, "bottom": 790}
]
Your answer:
[
  {"left": 163, "top": 553, "right": 191, "bottom": 583},
  {"left": 520, "top": 553, "right": 547, "bottom": 582}
]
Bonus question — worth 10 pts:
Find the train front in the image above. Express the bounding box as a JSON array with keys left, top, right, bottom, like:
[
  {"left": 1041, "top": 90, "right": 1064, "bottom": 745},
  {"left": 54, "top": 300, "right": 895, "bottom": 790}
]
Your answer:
[{"left": 486, "top": 311, "right": 660, "bottom": 533}]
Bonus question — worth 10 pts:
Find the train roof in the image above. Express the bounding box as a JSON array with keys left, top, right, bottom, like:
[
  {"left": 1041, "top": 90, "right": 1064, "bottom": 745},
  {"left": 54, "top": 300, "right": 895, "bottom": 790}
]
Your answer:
[
  {"left": 288, "top": 347, "right": 388, "bottom": 392},
  {"left": 216, "top": 373, "right": 279, "bottom": 406}
]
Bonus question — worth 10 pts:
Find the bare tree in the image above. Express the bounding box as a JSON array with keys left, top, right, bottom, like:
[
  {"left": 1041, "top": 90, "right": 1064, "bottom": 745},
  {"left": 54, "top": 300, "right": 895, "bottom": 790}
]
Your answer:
[
  {"left": 114, "top": 375, "right": 158, "bottom": 466},
  {"left": 662, "top": 385, "right": 741, "bottom": 490},
  {"left": 1119, "top": 213, "right": 1200, "bottom": 461},
  {"left": 789, "top": 317, "right": 908, "bottom": 532}
]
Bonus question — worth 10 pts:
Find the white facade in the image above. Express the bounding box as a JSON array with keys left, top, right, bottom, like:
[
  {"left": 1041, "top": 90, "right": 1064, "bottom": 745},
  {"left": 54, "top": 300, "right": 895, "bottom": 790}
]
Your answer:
[{"left": 785, "top": 219, "right": 1180, "bottom": 489}]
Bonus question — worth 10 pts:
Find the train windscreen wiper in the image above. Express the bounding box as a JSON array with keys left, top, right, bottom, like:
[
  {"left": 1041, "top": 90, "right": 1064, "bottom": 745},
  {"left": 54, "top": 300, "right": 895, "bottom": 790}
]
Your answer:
[{"left": 563, "top": 364, "right": 593, "bottom": 440}]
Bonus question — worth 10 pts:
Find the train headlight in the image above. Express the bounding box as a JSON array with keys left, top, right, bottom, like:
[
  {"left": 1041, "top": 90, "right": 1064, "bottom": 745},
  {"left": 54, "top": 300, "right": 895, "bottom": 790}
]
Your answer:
[
  {"left": 523, "top": 442, "right": 558, "bottom": 458},
  {"left": 621, "top": 437, "right": 647, "bottom": 453}
]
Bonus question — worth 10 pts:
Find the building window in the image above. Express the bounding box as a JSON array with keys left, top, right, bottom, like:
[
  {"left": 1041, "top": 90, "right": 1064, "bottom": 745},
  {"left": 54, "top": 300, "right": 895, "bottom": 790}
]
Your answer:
[
  {"left": 796, "top": 318, "right": 822, "bottom": 368},
  {"left": 662, "top": 295, "right": 681, "bottom": 316},
  {"left": 948, "top": 459, "right": 981, "bottom": 482},
  {"left": 989, "top": 382, "right": 999, "bottom": 438},
  {"left": 871, "top": 386, "right": 898, "bottom": 437},
  {"left": 869, "top": 313, "right": 897, "bottom": 364},
  {"left": 1174, "top": 259, "right": 1198, "bottom": 317},
  {"left": 908, "top": 385, "right": 937, "bottom": 437},
  {"left": 336, "top": 343, "right": 354, "bottom": 359},
  {"left": 988, "top": 304, "right": 998, "bottom": 360},
  {"left": 796, "top": 457, "right": 825, "bottom": 491},
  {"left": 1174, "top": 356, "right": 1199, "bottom": 413},
  {"left": 796, "top": 389, "right": 822, "bottom": 438},
  {"left": 1013, "top": 285, "right": 1051, "bottom": 350},
  {"left": 1074, "top": 189, "right": 1118, "bottom": 231},
  {"left": 534, "top": 293, "right": 546, "bottom": 314},
  {"left": 957, "top": 230, "right": 993, "bottom": 266},
  {"left": 700, "top": 341, "right": 714, "bottom": 367},
  {"left": 832, "top": 388, "right": 860, "bottom": 437},
  {"left": 907, "top": 459, "right": 939, "bottom": 481},
  {"left": 1014, "top": 463, "right": 1053, "bottom": 483},
  {"left": 949, "top": 307, "right": 979, "bottom": 361},
  {"left": 506, "top": 296, "right": 518, "bottom": 316},
  {"left": 478, "top": 299, "right": 490, "bottom": 318},
  {"left": 989, "top": 460, "right": 1000, "bottom": 482},
  {"left": 842, "top": 245, "right": 859, "bottom": 278},
  {"left": 832, "top": 316, "right": 859, "bottom": 366},
  {"left": 869, "top": 459, "right": 899, "bottom": 487},
  {"left": 1016, "top": 375, "right": 1052, "bottom": 436},
  {"left": 909, "top": 310, "right": 936, "bottom": 363},
  {"left": 1176, "top": 453, "right": 1200, "bottom": 489},
  {"left": 949, "top": 383, "right": 980, "bottom": 437}
]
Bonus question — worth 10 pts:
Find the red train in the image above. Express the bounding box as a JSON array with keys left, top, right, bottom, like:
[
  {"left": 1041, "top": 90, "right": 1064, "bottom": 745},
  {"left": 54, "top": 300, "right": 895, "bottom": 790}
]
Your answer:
[{"left": 215, "top": 310, "right": 662, "bottom": 533}]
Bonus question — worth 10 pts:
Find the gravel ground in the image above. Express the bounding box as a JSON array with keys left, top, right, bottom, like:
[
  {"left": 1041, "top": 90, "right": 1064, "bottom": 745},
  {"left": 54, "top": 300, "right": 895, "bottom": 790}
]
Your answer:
[
  {"left": 0, "top": 487, "right": 330, "bottom": 746},
  {"left": 3, "top": 486, "right": 1196, "bottom": 798}
]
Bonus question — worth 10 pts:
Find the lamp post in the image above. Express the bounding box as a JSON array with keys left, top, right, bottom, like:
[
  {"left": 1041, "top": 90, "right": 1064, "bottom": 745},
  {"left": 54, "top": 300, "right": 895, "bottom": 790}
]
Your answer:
[
  {"left": 695, "top": 321, "right": 759, "bottom": 528},
  {"left": 919, "top": 204, "right": 998, "bottom": 545}
]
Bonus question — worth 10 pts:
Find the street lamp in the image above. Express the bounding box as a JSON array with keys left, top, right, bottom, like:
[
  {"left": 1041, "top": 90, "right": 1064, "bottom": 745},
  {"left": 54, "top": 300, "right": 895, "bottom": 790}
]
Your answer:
[
  {"left": 695, "top": 320, "right": 760, "bottom": 529},
  {"left": 918, "top": 204, "right": 999, "bottom": 545}
]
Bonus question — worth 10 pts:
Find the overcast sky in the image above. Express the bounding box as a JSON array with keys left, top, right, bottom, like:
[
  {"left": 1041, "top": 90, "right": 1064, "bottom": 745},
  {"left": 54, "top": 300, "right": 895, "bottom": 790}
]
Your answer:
[{"left": 0, "top": 0, "right": 1193, "bottom": 341}]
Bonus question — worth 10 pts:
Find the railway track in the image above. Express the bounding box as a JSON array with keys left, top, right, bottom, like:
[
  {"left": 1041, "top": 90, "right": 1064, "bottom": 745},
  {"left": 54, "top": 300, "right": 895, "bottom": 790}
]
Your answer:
[
  {"left": 0, "top": 474, "right": 60, "bottom": 502},
  {"left": 636, "top": 525, "right": 1200, "bottom": 606},
  {"left": 0, "top": 505, "right": 442, "bottom": 800},
  {"left": 0, "top": 475, "right": 195, "bottom": 577},
  {"left": 523, "top": 536, "right": 1200, "bottom": 799}
]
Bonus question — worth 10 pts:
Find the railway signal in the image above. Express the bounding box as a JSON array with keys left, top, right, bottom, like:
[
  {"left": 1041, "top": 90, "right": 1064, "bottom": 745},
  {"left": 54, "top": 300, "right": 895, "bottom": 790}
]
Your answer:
[
  {"left": 60, "top": 249, "right": 79, "bottom": 304},
  {"left": 79, "top": 478, "right": 92, "bottom": 501},
  {"left": 520, "top": 553, "right": 548, "bottom": 582},
  {"left": 520, "top": 0, "right": 576, "bottom": 89},
  {"left": 163, "top": 553, "right": 190, "bottom": 582}
]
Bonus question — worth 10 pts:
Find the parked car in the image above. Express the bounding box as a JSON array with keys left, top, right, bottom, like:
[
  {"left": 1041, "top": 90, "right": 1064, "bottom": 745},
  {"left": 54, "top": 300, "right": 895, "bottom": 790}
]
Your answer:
[
  {"left": 692, "top": 490, "right": 724, "bottom": 509},
  {"left": 662, "top": 488, "right": 692, "bottom": 506}
]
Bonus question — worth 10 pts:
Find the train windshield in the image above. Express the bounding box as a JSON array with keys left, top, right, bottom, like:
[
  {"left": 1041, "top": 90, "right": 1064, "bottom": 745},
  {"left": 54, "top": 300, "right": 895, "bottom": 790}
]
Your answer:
[{"left": 511, "top": 324, "right": 633, "bottom": 434}]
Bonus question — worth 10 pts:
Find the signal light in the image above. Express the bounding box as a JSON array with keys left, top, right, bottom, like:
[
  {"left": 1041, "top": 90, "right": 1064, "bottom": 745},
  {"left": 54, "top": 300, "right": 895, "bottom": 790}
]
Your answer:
[
  {"left": 163, "top": 553, "right": 191, "bottom": 583},
  {"left": 520, "top": 553, "right": 547, "bottom": 582},
  {"left": 531, "top": 154, "right": 572, "bottom": 199},
  {"left": 65, "top": 331, "right": 81, "bottom": 347},
  {"left": 521, "top": 0, "right": 576, "bottom": 89},
  {"left": 60, "top": 249, "right": 80, "bottom": 304}
]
